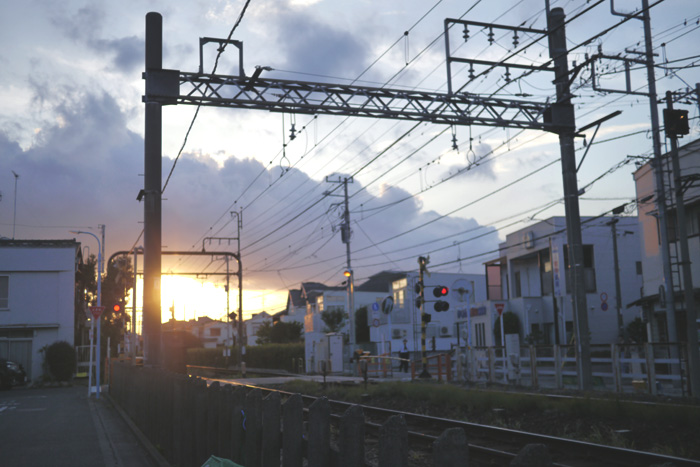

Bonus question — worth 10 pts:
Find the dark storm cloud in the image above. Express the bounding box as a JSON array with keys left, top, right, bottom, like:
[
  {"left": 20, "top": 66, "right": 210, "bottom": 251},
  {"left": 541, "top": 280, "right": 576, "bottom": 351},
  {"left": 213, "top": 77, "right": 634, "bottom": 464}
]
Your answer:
[
  {"left": 93, "top": 36, "right": 143, "bottom": 73},
  {"left": 271, "top": 6, "right": 368, "bottom": 78},
  {"left": 49, "top": 3, "right": 142, "bottom": 73}
]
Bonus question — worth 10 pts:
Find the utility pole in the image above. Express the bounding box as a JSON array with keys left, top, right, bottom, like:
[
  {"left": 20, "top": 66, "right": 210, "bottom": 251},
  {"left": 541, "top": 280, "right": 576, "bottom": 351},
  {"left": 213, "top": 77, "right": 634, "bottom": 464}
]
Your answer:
[
  {"left": 143, "top": 12, "right": 163, "bottom": 366},
  {"left": 607, "top": 218, "right": 625, "bottom": 340},
  {"left": 548, "top": 7, "right": 592, "bottom": 390},
  {"left": 11, "top": 171, "right": 19, "bottom": 240},
  {"left": 326, "top": 176, "right": 355, "bottom": 350},
  {"left": 664, "top": 92, "right": 700, "bottom": 397},
  {"left": 641, "top": 0, "right": 678, "bottom": 343}
]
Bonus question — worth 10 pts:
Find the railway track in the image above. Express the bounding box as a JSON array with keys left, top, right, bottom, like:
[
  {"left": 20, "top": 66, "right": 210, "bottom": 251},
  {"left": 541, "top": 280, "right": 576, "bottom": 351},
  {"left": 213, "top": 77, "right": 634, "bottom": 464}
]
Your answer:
[{"left": 213, "top": 378, "right": 700, "bottom": 467}]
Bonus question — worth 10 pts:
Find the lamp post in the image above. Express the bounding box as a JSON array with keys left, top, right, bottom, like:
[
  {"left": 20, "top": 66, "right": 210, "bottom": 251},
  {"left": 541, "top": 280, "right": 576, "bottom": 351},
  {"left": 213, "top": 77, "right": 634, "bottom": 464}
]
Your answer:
[{"left": 71, "top": 230, "right": 102, "bottom": 398}]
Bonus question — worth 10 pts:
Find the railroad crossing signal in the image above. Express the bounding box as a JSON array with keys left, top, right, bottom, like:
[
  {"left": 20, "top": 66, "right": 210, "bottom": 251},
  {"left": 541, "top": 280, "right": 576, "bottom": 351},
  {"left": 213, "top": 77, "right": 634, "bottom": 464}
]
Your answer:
[{"left": 433, "top": 286, "right": 450, "bottom": 312}]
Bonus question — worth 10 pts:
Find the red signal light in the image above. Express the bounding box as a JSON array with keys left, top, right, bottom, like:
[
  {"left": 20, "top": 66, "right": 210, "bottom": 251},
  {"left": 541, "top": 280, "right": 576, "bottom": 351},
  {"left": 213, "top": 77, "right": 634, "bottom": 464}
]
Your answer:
[
  {"left": 113, "top": 303, "right": 122, "bottom": 313},
  {"left": 433, "top": 286, "right": 449, "bottom": 298}
]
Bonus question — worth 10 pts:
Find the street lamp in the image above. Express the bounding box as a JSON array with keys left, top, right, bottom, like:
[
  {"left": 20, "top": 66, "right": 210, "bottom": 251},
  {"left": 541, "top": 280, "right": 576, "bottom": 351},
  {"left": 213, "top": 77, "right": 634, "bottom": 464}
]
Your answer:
[{"left": 71, "top": 230, "right": 102, "bottom": 398}]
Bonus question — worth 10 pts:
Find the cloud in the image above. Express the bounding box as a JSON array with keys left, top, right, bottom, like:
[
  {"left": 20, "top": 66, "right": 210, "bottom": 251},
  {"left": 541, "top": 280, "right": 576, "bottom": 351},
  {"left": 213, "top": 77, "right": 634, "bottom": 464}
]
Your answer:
[
  {"left": 48, "top": 3, "right": 142, "bottom": 73},
  {"left": 0, "top": 85, "right": 496, "bottom": 293},
  {"left": 256, "top": 2, "right": 369, "bottom": 78}
]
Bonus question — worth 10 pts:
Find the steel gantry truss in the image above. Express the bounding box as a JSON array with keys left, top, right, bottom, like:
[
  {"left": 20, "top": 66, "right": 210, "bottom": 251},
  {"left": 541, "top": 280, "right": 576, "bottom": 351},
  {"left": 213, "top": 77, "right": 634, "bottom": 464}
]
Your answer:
[
  {"left": 146, "top": 70, "right": 558, "bottom": 131},
  {"left": 142, "top": 9, "right": 598, "bottom": 389}
]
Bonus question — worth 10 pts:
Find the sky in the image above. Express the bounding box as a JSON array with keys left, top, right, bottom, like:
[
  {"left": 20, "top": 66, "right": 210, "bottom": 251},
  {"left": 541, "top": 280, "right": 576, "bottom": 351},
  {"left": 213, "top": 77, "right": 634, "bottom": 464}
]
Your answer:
[{"left": 1, "top": 0, "right": 699, "bottom": 321}]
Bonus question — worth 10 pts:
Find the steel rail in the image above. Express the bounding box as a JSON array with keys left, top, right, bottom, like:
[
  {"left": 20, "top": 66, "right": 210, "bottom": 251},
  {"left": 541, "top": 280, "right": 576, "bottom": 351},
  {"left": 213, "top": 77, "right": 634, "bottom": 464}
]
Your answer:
[{"left": 210, "top": 377, "right": 700, "bottom": 466}]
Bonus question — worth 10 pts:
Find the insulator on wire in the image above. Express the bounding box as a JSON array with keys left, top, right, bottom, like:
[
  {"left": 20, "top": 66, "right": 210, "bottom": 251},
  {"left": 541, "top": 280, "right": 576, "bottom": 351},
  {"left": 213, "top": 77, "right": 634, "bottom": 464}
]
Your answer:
[
  {"left": 468, "top": 64, "right": 475, "bottom": 80},
  {"left": 289, "top": 123, "right": 296, "bottom": 141},
  {"left": 487, "top": 27, "right": 494, "bottom": 45},
  {"left": 462, "top": 25, "right": 469, "bottom": 42},
  {"left": 451, "top": 126, "right": 458, "bottom": 151},
  {"left": 504, "top": 67, "right": 511, "bottom": 83},
  {"left": 512, "top": 31, "right": 519, "bottom": 48}
]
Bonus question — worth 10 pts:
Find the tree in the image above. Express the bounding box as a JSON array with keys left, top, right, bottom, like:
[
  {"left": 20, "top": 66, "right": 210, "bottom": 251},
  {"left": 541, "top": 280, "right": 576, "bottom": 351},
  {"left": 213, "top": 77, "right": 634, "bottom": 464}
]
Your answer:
[
  {"left": 626, "top": 317, "right": 648, "bottom": 344},
  {"left": 321, "top": 309, "right": 347, "bottom": 333},
  {"left": 255, "top": 320, "right": 304, "bottom": 344},
  {"left": 75, "top": 254, "right": 98, "bottom": 346},
  {"left": 100, "top": 257, "right": 134, "bottom": 357},
  {"left": 493, "top": 311, "right": 521, "bottom": 344},
  {"left": 355, "top": 306, "right": 370, "bottom": 343}
]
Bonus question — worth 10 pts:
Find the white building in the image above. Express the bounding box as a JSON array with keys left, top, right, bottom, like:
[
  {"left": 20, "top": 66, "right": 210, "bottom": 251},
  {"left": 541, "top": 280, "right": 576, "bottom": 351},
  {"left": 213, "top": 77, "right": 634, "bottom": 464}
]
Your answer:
[
  {"left": 300, "top": 273, "right": 405, "bottom": 373},
  {"left": 475, "top": 216, "right": 643, "bottom": 347},
  {"left": 0, "top": 239, "right": 81, "bottom": 382},
  {"left": 632, "top": 138, "right": 700, "bottom": 343},
  {"left": 244, "top": 311, "right": 272, "bottom": 347}
]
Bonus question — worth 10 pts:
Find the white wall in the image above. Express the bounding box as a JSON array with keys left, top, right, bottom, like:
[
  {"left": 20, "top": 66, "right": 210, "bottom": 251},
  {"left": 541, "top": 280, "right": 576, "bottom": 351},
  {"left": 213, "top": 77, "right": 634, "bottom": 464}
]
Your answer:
[{"left": 0, "top": 241, "right": 78, "bottom": 382}]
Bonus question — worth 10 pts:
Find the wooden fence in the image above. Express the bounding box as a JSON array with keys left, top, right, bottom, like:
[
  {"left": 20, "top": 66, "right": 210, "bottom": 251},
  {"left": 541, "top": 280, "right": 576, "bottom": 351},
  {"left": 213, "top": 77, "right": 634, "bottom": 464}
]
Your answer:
[{"left": 110, "top": 363, "right": 540, "bottom": 467}]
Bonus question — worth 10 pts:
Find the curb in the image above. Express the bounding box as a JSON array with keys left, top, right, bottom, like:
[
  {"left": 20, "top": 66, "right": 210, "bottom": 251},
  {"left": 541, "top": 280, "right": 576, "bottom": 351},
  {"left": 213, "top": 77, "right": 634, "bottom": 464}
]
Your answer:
[{"left": 104, "top": 391, "right": 171, "bottom": 467}]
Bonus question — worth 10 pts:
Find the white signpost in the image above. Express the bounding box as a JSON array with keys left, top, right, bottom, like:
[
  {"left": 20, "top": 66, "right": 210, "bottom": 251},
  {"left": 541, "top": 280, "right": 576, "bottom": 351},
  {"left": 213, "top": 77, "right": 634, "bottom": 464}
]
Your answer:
[{"left": 88, "top": 306, "right": 104, "bottom": 396}]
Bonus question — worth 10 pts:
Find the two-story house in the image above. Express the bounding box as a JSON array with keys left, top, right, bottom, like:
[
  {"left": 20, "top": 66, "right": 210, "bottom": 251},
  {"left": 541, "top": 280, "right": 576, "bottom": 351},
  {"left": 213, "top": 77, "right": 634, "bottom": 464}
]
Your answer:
[
  {"left": 0, "top": 239, "right": 81, "bottom": 382},
  {"left": 475, "top": 216, "right": 643, "bottom": 347},
  {"left": 632, "top": 138, "right": 700, "bottom": 343}
]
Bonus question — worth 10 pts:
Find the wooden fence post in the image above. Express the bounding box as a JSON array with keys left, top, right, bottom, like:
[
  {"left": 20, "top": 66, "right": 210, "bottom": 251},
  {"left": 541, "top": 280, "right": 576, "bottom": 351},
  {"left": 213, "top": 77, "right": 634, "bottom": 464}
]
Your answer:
[
  {"left": 230, "top": 387, "right": 247, "bottom": 464},
  {"left": 171, "top": 375, "right": 186, "bottom": 466},
  {"left": 262, "top": 391, "right": 281, "bottom": 467},
  {"left": 379, "top": 415, "right": 407, "bottom": 467},
  {"left": 645, "top": 343, "right": 657, "bottom": 395},
  {"left": 488, "top": 347, "right": 496, "bottom": 383},
  {"left": 244, "top": 388, "right": 263, "bottom": 467},
  {"left": 219, "top": 385, "right": 233, "bottom": 459},
  {"left": 554, "top": 344, "right": 562, "bottom": 389},
  {"left": 194, "top": 379, "right": 209, "bottom": 466},
  {"left": 529, "top": 346, "right": 538, "bottom": 388},
  {"left": 207, "top": 381, "right": 221, "bottom": 457},
  {"left": 611, "top": 344, "right": 622, "bottom": 393},
  {"left": 432, "top": 428, "right": 468, "bottom": 467},
  {"left": 282, "top": 394, "right": 304, "bottom": 467},
  {"left": 182, "top": 376, "right": 197, "bottom": 467},
  {"left": 339, "top": 405, "right": 365, "bottom": 467},
  {"left": 308, "top": 397, "right": 330, "bottom": 466}
]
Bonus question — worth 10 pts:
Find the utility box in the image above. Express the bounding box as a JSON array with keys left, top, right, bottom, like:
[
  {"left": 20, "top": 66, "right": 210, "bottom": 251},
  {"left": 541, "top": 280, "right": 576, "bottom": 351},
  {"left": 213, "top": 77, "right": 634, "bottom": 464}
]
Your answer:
[{"left": 316, "top": 333, "right": 344, "bottom": 373}]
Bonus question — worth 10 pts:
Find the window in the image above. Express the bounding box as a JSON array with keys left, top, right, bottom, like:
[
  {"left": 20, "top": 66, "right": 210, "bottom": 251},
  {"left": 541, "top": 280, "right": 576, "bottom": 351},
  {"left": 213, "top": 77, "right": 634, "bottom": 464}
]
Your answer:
[
  {"left": 636, "top": 261, "right": 643, "bottom": 275},
  {"left": 393, "top": 289, "right": 405, "bottom": 308},
  {"left": 486, "top": 262, "right": 505, "bottom": 300},
  {"left": 475, "top": 323, "right": 486, "bottom": 347},
  {"left": 210, "top": 328, "right": 221, "bottom": 337},
  {"left": 513, "top": 271, "right": 522, "bottom": 298},
  {"left": 0, "top": 276, "right": 7, "bottom": 309},
  {"left": 539, "top": 249, "right": 552, "bottom": 295},
  {"left": 563, "top": 245, "right": 596, "bottom": 293}
]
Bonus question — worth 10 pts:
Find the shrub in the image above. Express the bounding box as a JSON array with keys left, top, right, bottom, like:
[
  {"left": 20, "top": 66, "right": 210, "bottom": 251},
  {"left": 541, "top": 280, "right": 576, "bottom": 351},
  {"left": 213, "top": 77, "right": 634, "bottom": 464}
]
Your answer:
[
  {"left": 186, "top": 343, "right": 304, "bottom": 372},
  {"left": 45, "top": 341, "right": 77, "bottom": 381}
]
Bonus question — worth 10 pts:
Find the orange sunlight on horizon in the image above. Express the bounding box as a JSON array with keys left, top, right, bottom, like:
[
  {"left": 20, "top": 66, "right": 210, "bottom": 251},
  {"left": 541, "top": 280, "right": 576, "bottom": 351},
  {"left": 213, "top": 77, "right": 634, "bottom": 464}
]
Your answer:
[{"left": 128, "top": 277, "right": 288, "bottom": 325}]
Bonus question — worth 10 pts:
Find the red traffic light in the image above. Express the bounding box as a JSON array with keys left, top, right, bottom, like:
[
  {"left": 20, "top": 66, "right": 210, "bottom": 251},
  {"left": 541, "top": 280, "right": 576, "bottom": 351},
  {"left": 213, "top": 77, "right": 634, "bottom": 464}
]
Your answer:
[
  {"left": 433, "top": 286, "right": 449, "bottom": 298},
  {"left": 113, "top": 303, "right": 122, "bottom": 313}
]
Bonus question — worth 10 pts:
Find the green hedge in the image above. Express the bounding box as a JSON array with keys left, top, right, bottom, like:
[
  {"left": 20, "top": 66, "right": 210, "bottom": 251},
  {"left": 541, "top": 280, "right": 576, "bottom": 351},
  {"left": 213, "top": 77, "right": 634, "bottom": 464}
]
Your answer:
[{"left": 186, "top": 343, "right": 304, "bottom": 372}]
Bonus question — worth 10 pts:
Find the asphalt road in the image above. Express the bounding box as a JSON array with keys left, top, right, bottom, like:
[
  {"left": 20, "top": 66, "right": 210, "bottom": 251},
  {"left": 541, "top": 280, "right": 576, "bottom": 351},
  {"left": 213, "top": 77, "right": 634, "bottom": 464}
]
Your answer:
[{"left": 0, "top": 384, "right": 159, "bottom": 467}]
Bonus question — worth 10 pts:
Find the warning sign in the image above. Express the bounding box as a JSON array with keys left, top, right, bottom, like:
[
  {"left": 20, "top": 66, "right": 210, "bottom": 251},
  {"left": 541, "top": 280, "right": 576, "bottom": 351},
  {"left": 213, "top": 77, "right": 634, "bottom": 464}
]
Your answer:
[
  {"left": 494, "top": 303, "right": 505, "bottom": 316},
  {"left": 89, "top": 306, "right": 105, "bottom": 319}
]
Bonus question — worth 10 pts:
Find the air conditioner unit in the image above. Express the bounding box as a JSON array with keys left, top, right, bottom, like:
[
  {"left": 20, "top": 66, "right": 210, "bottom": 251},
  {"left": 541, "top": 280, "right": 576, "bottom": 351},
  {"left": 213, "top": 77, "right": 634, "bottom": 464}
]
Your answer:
[
  {"left": 392, "top": 329, "right": 403, "bottom": 339},
  {"left": 440, "top": 326, "right": 451, "bottom": 336}
]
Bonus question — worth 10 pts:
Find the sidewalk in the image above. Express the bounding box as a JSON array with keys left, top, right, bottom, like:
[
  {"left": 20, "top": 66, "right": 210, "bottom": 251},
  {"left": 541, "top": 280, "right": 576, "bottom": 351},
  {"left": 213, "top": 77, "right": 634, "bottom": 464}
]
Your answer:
[{"left": 0, "top": 384, "right": 163, "bottom": 467}]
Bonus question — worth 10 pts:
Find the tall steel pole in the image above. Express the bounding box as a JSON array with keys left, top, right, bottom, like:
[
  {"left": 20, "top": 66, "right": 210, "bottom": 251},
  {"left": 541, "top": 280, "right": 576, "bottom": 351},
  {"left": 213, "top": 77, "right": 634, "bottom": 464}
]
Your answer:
[
  {"left": 641, "top": 0, "right": 678, "bottom": 343},
  {"left": 608, "top": 218, "right": 625, "bottom": 340},
  {"left": 548, "top": 8, "right": 592, "bottom": 390},
  {"left": 144, "top": 12, "right": 163, "bottom": 366},
  {"left": 342, "top": 178, "right": 355, "bottom": 349},
  {"left": 665, "top": 92, "right": 700, "bottom": 397}
]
